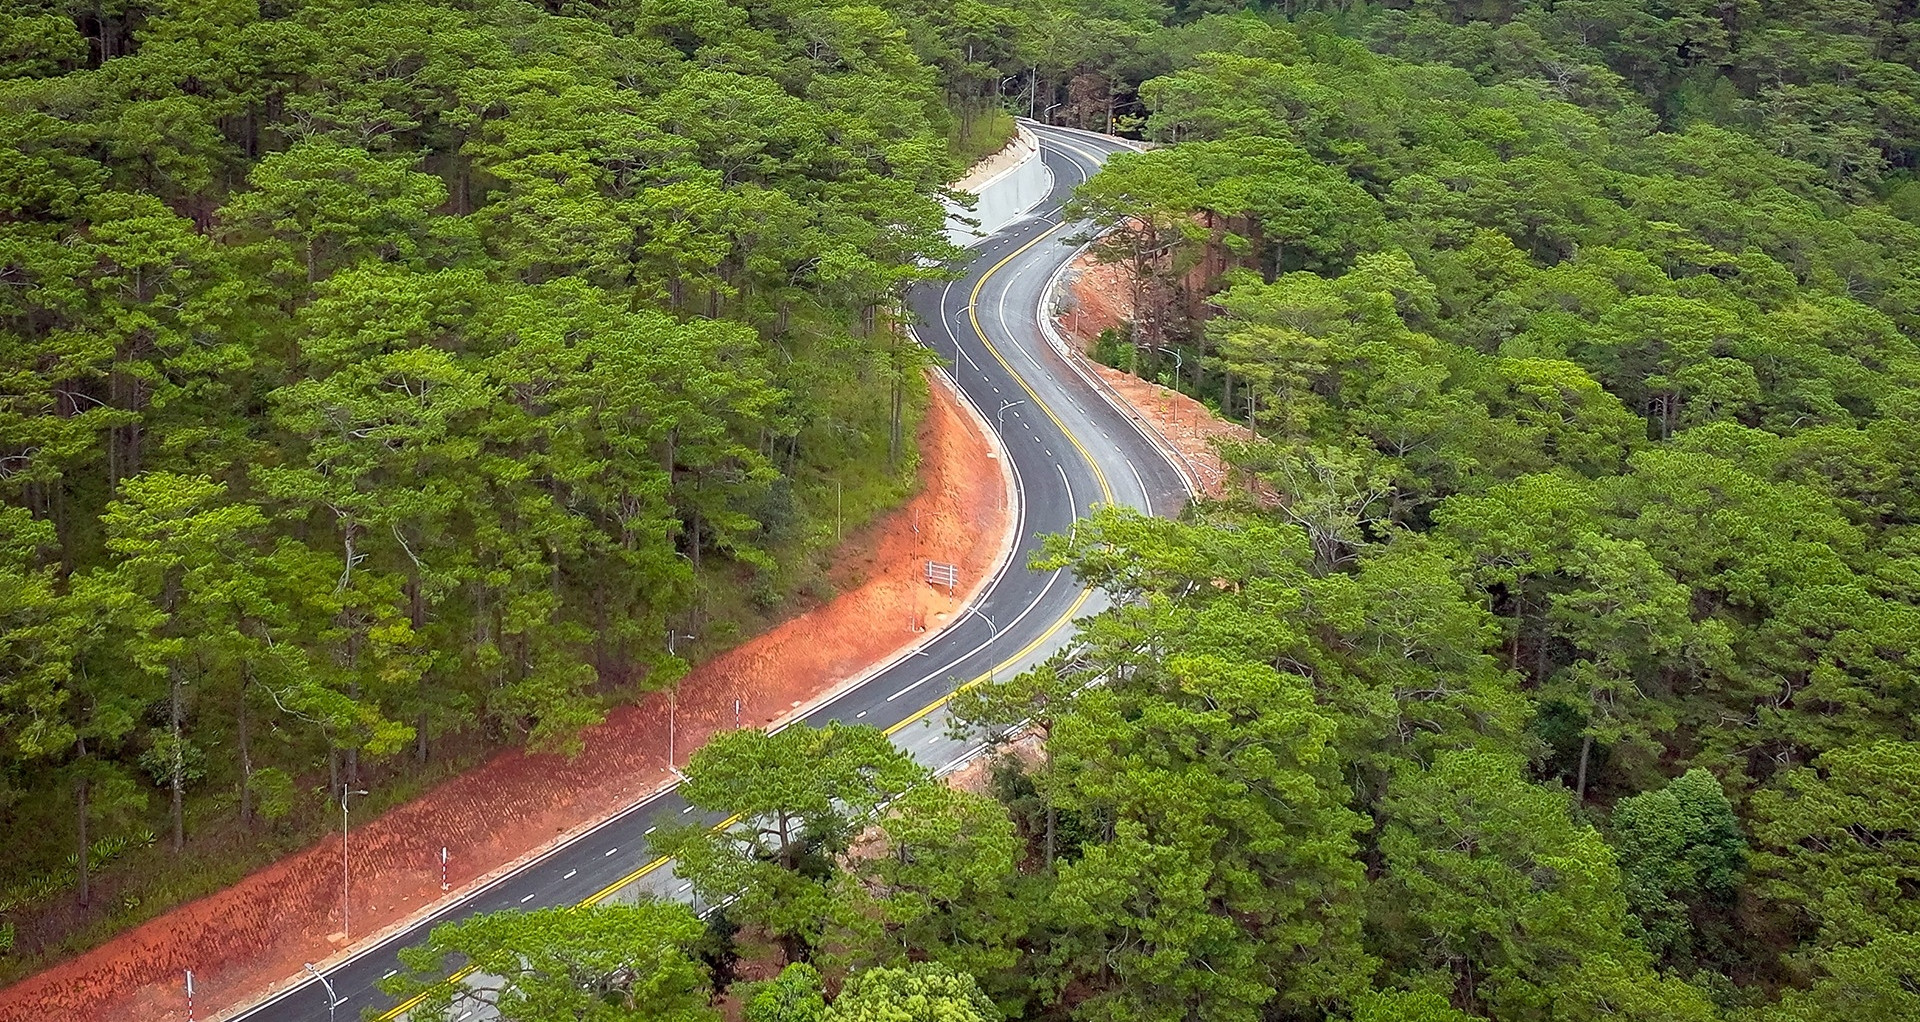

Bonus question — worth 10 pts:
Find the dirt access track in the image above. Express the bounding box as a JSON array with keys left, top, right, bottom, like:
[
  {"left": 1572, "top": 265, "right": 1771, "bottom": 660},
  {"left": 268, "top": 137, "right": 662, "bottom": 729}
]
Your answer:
[{"left": 0, "top": 374, "right": 1012, "bottom": 1022}]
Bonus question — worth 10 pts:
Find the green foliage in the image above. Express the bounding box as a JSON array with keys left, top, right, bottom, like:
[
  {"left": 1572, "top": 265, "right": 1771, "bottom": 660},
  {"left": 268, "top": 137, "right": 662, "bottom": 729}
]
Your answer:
[
  {"left": 1612, "top": 769, "right": 1747, "bottom": 969},
  {"left": 10, "top": 1, "right": 1920, "bottom": 1018},
  {"left": 654, "top": 725, "right": 928, "bottom": 958},
  {"left": 1749, "top": 742, "right": 1920, "bottom": 947},
  {"left": 0, "top": 0, "right": 986, "bottom": 967},
  {"left": 747, "top": 963, "right": 828, "bottom": 1022},
  {"left": 1761, "top": 930, "right": 1920, "bottom": 1022},
  {"left": 825, "top": 963, "right": 996, "bottom": 1022},
  {"left": 384, "top": 901, "right": 714, "bottom": 1022}
]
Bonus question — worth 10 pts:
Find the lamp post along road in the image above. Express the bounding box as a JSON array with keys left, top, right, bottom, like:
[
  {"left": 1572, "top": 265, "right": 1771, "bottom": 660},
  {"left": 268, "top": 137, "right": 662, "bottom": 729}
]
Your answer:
[
  {"left": 340, "top": 786, "right": 368, "bottom": 942},
  {"left": 996, "top": 399, "right": 1025, "bottom": 433},
  {"left": 1156, "top": 347, "right": 1184, "bottom": 429},
  {"left": 302, "top": 963, "right": 341, "bottom": 1022},
  {"left": 959, "top": 603, "right": 999, "bottom": 680},
  {"left": 667, "top": 630, "right": 696, "bottom": 773}
]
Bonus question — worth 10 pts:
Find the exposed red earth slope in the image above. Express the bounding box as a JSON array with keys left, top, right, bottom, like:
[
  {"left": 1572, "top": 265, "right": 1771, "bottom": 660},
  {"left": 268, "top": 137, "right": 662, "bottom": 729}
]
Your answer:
[
  {"left": 1055, "top": 250, "right": 1252, "bottom": 498},
  {"left": 0, "top": 376, "right": 1012, "bottom": 1022}
]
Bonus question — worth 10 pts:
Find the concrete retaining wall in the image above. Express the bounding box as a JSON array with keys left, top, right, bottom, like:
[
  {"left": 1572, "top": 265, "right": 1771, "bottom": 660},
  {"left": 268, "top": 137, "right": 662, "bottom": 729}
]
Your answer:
[{"left": 942, "top": 124, "right": 1051, "bottom": 248}]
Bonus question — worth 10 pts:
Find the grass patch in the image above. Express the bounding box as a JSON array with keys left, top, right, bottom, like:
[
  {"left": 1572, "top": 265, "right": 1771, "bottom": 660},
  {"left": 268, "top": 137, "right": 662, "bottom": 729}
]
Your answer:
[{"left": 951, "top": 107, "right": 1017, "bottom": 172}]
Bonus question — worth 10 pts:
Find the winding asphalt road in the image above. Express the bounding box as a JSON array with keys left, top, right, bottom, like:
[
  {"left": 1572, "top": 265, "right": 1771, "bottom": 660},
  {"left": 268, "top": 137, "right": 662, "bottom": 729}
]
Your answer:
[{"left": 234, "top": 122, "right": 1186, "bottom": 1022}]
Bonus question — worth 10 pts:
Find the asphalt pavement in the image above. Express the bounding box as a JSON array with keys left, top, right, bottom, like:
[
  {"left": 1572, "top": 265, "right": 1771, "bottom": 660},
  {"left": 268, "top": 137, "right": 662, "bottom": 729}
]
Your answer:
[{"left": 234, "top": 122, "right": 1187, "bottom": 1022}]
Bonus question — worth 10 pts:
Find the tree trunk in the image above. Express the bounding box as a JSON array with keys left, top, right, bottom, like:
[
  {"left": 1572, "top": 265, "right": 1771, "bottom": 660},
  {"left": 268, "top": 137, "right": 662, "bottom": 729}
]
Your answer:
[
  {"left": 238, "top": 670, "right": 254, "bottom": 827},
  {"left": 75, "top": 742, "right": 90, "bottom": 907},
  {"left": 888, "top": 364, "right": 904, "bottom": 470},
  {"left": 169, "top": 665, "right": 185, "bottom": 852},
  {"left": 1575, "top": 734, "right": 1593, "bottom": 802}
]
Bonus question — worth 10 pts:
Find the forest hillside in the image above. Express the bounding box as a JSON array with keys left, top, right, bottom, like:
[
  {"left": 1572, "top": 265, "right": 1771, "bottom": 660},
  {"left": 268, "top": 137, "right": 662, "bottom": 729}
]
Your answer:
[
  {"left": 383, "top": 4, "right": 1920, "bottom": 1022},
  {"left": 5, "top": 1, "right": 1920, "bottom": 1020},
  {"left": 0, "top": 0, "right": 1029, "bottom": 976}
]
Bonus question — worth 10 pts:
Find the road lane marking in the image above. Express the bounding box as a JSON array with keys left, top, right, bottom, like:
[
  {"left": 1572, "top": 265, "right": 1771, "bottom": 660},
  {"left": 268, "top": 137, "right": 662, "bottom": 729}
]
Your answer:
[
  {"left": 1128, "top": 460, "right": 1149, "bottom": 505},
  {"left": 885, "top": 568, "right": 1065, "bottom": 704},
  {"left": 644, "top": 826, "right": 656, "bottom": 835},
  {"left": 564, "top": 870, "right": 576, "bottom": 879},
  {"left": 604, "top": 847, "right": 618, "bottom": 856},
  {"left": 520, "top": 893, "right": 535, "bottom": 903}
]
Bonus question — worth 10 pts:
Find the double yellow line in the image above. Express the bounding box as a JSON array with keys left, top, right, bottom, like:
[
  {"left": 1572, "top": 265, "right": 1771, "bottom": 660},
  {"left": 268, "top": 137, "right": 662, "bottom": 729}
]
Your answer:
[{"left": 378, "top": 221, "right": 1115, "bottom": 1021}]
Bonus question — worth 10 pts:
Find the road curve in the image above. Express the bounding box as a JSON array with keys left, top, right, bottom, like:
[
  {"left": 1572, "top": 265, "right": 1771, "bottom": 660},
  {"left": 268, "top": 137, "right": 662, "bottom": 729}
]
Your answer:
[{"left": 234, "top": 122, "right": 1184, "bottom": 1022}]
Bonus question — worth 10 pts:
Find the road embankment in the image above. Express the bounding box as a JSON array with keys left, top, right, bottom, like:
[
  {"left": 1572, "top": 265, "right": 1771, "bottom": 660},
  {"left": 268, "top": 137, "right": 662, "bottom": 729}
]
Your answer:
[{"left": 943, "top": 123, "right": 1051, "bottom": 248}]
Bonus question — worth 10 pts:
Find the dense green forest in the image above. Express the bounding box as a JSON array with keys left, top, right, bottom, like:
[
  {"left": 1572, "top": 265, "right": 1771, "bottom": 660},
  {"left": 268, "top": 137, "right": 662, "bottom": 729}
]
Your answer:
[
  {"left": 6, "top": 0, "right": 1920, "bottom": 1017},
  {"left": 377, "top": 2, "right": 1920, "bottom": 1021},
  {"left": 0, "top": 0, "right": 1043, "bottom": 974}
]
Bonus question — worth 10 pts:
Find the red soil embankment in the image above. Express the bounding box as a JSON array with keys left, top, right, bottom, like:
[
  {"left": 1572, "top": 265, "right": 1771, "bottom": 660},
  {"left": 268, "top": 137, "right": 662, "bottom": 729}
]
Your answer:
[
  {"left": 0, "top": 375, "right": 1011, "bottom": 1022},
  {"left": 1054, "top": 250, "right": 1251, "bottom": 498}
]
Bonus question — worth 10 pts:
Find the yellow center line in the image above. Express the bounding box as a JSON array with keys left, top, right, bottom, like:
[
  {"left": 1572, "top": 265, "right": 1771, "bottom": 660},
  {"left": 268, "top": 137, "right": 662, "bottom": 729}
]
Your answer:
[
  {"left": 379, "top": 219, "right": 1113, "bottom": 1021},
  {"left": 965, "top": 223, "right": 1117, "bottom": 507}
]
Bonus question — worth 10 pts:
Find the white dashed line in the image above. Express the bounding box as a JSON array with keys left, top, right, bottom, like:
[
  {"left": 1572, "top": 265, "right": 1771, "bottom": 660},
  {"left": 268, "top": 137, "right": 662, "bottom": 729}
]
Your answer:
[
  {"left": 644, "top": 826, "right": 656, "bottom": 835},
  {"left": 383, "top": 970, "right": 396, "bottom": 979},
  {"left": 677, "top": 882, "right": 695, "bottom": 894},
  {"left": 682, "top": 805, "right": 696, "bottom": 814},
  {"left": 520, "top": 893, "right": 535, "bottom": 903},
  {"left": 604, "top": 847, "right": 618, "bottom": 856},
  {"left": 564, "top": 869, "right": 577, "bottom": 879},
  {"left": 856, "top": 710, "right": 868, "bottom": 718}
]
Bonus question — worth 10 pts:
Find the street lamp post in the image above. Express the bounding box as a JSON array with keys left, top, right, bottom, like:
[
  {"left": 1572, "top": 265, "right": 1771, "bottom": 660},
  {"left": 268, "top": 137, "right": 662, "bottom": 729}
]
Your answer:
[
  {"left": 1156, "top": 346, "right": 1184, "bottom": 429},
  {"left": 340, "top": 786, "right": 368, "bottom": 942},
  {"left": 996, "top": 399, "right": 1025, "bottom": 433},
  {"left": 960, "top": 603, "right": 1000, "bottom": 681},
  {"left": 667, "top": 631, "right": 696, "bottom": 774},
  {"left": 302, "top": 963, "right": 341, "bottom": 1022}
]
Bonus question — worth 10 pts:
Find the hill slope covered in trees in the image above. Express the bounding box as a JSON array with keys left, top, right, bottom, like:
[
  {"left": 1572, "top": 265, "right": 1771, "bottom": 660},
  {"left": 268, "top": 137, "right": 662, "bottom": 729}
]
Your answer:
[
  {"left": 7, "top": 0, "right": 1920, "bottom": 1019},
  {"left": 0, "top": 0, "right": 1038, "bottom": 975}
]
